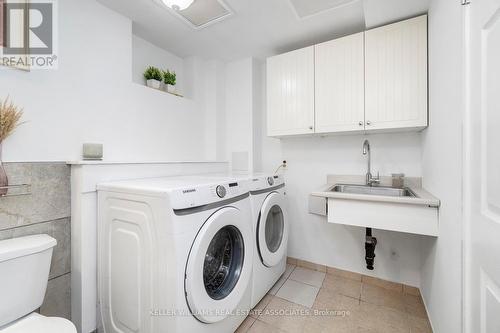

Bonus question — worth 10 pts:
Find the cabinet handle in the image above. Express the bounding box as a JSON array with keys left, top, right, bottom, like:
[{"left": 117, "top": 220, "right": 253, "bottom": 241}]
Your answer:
[
  {"left": 358, "top": 121, "right": 363, "bottom": 126},
  {"left": 366, "top": 121, "right": 371, "bottom": 126},
  {"left": 309, "top": 126, "right": 313, "bottom": 130}
]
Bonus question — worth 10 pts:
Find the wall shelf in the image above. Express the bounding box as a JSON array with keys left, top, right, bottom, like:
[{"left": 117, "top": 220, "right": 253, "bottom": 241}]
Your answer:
[
  {"left": 143, "top": 84, "right": 184, "bottom": 98},
  {"left": 0, "top": 184, "right": 32, "bottom": 197}
]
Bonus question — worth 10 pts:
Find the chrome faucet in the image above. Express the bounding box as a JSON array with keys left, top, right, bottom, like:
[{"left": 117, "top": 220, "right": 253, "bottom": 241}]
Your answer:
[{"left": 362, "top": 139, "right": 380, "bottom": 186}]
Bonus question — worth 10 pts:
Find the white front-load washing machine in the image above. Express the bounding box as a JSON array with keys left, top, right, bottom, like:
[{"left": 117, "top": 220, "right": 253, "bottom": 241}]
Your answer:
[
  {"left": 97, "top": 176, "right": 254, "bottom": 333},
  {"left": 202, "top": 173, "right": 289, "bottom": 308}
]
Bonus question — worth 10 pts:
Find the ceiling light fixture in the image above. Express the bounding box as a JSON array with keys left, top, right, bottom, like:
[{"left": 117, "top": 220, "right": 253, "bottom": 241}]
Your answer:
[{"left": 162, "top": 0, "right": 194, "bottom": 11}]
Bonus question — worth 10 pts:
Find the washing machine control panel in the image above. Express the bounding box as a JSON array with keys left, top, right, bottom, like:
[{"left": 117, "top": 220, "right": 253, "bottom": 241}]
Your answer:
[
  {"left": 211, "top": 181, "right": 243, "bottom": 199},
  {"left": 169, "top": 180, "right": 249, "bottom": 210},
  {"left": 249, "top": 174, "right": 285, "bottom": 191}
]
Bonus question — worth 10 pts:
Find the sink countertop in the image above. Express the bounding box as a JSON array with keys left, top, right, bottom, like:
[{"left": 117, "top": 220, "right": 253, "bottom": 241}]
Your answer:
[{"left": 311, "top": 175, "right": 440, "bottom": 207}]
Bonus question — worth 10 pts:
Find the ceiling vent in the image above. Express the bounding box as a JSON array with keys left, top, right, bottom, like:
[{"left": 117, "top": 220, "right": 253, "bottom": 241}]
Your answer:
[
  {"left": 160, "top": 0, "right": 233, "bottom": 30},
  {"left": 288, "top": 0, "right": 359, "bottom": 19}
]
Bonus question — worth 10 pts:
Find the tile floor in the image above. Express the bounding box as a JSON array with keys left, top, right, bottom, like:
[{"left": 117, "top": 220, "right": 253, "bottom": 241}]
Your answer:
[{"left": 237, "top": 264, "right": 433, "bottom": 333}]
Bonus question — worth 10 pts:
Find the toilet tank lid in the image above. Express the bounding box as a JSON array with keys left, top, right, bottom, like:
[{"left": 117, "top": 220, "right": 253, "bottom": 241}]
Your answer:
[{"left": 0, "top": 235, "right": 57, "bottom": 263}]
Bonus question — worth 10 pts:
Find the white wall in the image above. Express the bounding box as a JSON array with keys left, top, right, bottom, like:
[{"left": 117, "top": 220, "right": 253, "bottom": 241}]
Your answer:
[
  {"left": 251, "top": 59, "right": 263, "bottom": 171},
  {"left": 203, "top": 59, "right": 226, "bottom": 161},
  {"left": 225, "top": 58, "right": 262, "bottom": 172},
  {"left": 132, "top": 34, "right": 185, "bottom": 94},
  {"left": 420, "top": 1, "right": 464, "bottom": 332},
  {"left": 0, "top": 0, "right": 211, "bottom": 162}
]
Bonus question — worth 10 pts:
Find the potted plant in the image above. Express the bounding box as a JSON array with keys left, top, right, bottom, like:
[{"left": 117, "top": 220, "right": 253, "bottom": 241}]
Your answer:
[
  {"left": 0, "top": 96, "right": 24, "bottom": 196},
  {"left": 163, "top": 70, "right": 177, "bottom": 94},
  {"left": 144, "top": 66, "right": 163, "bottom": 89}
]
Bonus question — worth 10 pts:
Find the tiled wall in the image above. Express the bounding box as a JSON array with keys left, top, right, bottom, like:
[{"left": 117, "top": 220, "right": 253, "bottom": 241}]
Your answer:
[{"left": 0, "top": 162, "right": 71, "bottom": 320}]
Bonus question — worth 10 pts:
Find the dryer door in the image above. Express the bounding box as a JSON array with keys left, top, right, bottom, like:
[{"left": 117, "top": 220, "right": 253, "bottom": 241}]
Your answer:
[
  {"left": 185, "top": 207, "right": 252, "bottom": 324},
  {"left": 257, "top": 192, "right": 288, "bottom": 267}
]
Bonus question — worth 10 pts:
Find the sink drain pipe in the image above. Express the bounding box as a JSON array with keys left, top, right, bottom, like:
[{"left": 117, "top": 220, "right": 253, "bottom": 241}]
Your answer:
[{"left": 365, "top": 228, "right": 377, "bottom": 270}]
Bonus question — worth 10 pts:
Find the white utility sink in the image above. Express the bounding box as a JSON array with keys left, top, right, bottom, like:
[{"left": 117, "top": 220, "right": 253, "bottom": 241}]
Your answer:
[{"left": 309, "top": 175, "right": 440, "bottom": 237}]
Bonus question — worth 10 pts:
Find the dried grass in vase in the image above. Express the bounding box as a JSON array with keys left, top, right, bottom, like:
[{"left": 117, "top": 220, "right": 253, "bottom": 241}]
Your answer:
[
  {"left": 0, "top": 96, "right": 24, "bottom": 195},
  {"left": 0, "top": 96, "right": 24, "bottom": 143}
]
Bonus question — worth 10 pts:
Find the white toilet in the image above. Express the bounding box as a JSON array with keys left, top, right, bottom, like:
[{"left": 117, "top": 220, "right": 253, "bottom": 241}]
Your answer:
[{"left": 0, "top": 234, "right": 76, "bottom": 333}]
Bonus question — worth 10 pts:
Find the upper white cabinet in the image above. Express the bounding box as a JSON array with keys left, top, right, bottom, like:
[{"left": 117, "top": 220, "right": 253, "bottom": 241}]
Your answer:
[
  {"left": 266, "top": 15, "right": 428, "bottom": 137},
  {"left": 315, "top": 32, "right": 365, "bottom": 134},
  {"left": 365, "top": 15, "right": 428, "bottom": 131},
  {"left": 266, "top": 46, "right": 315, "bottom": 136}
]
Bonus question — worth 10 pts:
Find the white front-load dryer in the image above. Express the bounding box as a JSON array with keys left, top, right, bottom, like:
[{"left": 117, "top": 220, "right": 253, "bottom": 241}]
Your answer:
[
  {"left": 248, "top": 174, "right": 288, "bottom": 307},
  {"left": 97, "top": 176, "right": 253, "bottom": 333}
]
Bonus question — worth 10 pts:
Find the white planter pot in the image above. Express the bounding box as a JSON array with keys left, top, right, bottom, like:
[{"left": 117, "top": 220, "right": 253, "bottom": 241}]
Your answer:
[
  {"left": 146, "top": 79, "right": 161, "bottom": 89},
  {"left": 167, "top": 84, "right": 176, "bottom": 94}
]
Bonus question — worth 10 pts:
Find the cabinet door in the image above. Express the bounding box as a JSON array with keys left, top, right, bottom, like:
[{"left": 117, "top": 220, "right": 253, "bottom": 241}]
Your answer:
[
  {"left": 267, "top": 46, "right": 315, "bottom": 136},
  {"left": 315, "top": 32, "right": 365, "bottom": 133},
  {"left": 365, "top": 15, "right": 428, "bottom": 131}
]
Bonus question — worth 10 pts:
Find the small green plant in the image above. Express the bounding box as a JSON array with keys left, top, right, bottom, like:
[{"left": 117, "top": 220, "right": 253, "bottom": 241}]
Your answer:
[
  {"left": 144, "top": 66, "right": 162, "bottom": 81},
  {"left": 163, "top": 70, "right": 176, "bottom": 86}
]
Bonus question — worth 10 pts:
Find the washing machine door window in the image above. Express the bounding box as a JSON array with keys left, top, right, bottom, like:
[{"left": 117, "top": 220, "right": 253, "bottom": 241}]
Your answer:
[
  {"left": 185, "top": 207, "right": 252, "bottom": 324},
  {"left": 203, "top": 225, "right": 244, "bottom": 300},
  {"left": 258, "top": 192, "right": 288, "bottom": 267},
  {"left": 265, "top": 205, "right": 284, "bottom": 253}
]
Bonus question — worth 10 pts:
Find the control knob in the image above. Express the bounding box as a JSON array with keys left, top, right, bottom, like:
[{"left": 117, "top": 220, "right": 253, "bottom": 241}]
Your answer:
[{"left": 216, "top": 185, "right": 227, "bottom": 198}]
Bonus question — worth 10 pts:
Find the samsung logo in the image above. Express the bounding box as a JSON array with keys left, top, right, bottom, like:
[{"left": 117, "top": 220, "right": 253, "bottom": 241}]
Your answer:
[{"left": 182, "top": 189, "right": 196, "bottom": 194}]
